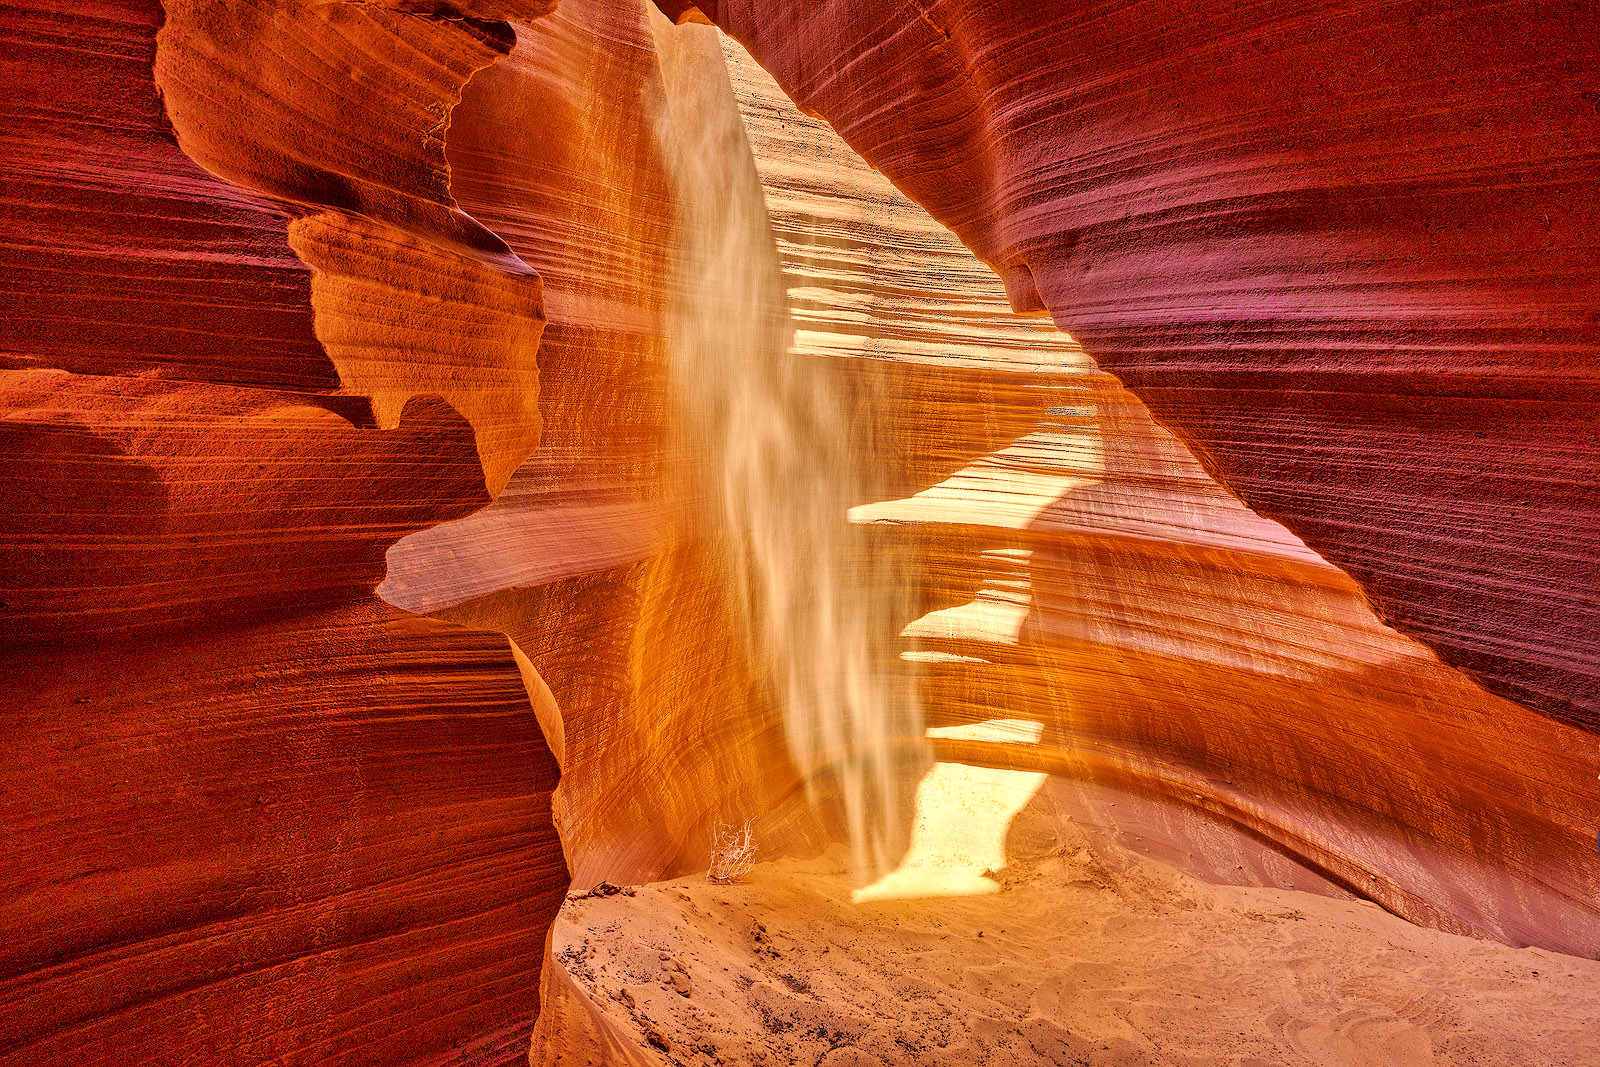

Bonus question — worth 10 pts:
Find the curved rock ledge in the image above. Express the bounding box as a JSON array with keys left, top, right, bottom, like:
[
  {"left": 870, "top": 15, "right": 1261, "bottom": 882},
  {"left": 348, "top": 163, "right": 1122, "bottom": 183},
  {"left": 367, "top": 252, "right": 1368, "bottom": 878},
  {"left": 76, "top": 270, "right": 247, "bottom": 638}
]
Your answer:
[{"left": 2, "top": 1, "right": 565, "bottom": 1062}]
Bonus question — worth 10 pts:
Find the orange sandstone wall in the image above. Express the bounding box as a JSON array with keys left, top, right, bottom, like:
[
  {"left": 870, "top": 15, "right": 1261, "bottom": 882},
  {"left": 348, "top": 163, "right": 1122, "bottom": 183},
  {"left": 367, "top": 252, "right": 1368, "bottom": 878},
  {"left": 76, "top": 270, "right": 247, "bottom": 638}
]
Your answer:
[
  {"left": 4, "top": 0, "right": 1599, "bottom": 1062},
  {"left": 4, "top": 3, "right": 825, "bottom": 1061},
  {"left": 380, "top": 0, "right": 827, "bottom": 888}
]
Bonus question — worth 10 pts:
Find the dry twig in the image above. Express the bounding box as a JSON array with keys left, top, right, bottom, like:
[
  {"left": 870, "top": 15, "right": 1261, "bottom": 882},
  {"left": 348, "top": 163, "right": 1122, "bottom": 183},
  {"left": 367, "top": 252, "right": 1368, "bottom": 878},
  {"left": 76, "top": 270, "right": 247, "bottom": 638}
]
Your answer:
[{"left": 706, "top": 818, "right": 756, "bottom": 883}]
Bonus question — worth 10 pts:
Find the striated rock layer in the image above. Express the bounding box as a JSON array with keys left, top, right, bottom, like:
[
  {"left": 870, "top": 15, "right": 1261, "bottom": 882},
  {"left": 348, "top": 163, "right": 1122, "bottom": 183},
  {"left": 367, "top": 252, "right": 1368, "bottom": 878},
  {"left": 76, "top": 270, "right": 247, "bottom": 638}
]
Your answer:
[
  {"left": 2, "top": 602, "right": 564, "bottom": 1065},
  {"left": 714, "top": 34, "right": 1600, "bottom": 955},
  {"left": 4, "top": 2, "right": 827, "bottom": 1061},
  {"left": 380, "top": 0, "right": 829, "bottom": 889},
  {"left": 684, "top": 0, "right": 1600, "bottom": 730},
  {"left": 3, "top": 0, "right": 1598, "bottom": 1062},
  {"left": 1, "top": 1, "right": 567, "bottom": 1063}
]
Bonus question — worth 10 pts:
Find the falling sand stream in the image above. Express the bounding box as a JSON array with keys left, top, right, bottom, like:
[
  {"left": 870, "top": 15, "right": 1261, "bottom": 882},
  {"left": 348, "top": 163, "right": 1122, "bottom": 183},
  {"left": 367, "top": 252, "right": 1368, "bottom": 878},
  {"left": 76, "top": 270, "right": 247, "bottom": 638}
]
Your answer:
[{"left": 649, "top": 15, "right": 927, "bottom": 879}]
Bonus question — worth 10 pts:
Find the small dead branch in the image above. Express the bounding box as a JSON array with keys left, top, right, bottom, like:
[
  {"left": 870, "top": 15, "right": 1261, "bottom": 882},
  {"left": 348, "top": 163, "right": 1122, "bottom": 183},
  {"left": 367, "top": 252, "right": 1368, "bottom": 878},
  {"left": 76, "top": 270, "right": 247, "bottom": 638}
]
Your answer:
[{"left": 706, "top": 818, "right": 757, "bottom": 884}]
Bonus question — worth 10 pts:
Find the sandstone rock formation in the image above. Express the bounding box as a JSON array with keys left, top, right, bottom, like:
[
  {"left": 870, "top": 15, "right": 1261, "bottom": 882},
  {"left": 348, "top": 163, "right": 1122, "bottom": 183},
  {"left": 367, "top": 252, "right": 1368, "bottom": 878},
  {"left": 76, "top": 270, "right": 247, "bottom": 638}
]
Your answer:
[
  {"left": 685, "top": 0, "right": 1600, "bottom": 731},
  {"left": 3, "top": 2, "right": 564, "bottom": 1062},
  {"left": 2, "top": 0, "right": 1596, "bottom": 1063},
  {"left": 709, "top": 28, "right": 1600, "bottom": 958},
  {"left": 381, "top": 0, "right": 830, "bottom": 889}
]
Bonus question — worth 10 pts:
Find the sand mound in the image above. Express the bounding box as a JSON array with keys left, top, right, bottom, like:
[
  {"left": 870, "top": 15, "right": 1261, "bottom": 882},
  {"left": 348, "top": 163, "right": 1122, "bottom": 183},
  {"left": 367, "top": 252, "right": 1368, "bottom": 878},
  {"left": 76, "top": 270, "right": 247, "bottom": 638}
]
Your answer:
[{"left": 550, "top": 837, "right": 1599, "bottom": 1066}]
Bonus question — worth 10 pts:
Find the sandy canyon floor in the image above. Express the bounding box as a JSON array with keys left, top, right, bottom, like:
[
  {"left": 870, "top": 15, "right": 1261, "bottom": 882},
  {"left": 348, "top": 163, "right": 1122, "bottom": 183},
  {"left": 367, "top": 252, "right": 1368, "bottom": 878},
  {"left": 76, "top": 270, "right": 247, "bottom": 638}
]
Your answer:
[{"left": 554, "top": 754, "right": 1600, "bottom": 1067}]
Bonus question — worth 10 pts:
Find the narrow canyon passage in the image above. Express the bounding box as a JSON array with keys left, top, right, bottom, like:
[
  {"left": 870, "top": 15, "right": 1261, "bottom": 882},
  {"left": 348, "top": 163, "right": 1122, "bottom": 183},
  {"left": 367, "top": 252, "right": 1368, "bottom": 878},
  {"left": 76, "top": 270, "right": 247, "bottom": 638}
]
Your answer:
[
  {"left": 512, "top": 20, "right": 1600, "bottom": 1065},
  {"left": 2, "top": 1, "right": 1597, "bottom": 1065}
]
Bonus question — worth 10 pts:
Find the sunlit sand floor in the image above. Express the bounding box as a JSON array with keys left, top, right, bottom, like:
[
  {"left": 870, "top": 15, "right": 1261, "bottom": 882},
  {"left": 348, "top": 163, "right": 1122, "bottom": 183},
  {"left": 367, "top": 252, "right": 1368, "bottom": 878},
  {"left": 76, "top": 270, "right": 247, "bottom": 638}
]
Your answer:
[{"left": 554, "top": 756, "right": 1600, "bottom": 1067}]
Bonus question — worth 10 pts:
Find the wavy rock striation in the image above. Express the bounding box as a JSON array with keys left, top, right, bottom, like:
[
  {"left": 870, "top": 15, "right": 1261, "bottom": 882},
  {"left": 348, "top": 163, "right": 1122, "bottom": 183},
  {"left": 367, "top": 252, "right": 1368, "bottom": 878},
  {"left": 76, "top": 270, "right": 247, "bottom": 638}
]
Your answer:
[
  {"left": 380, "top": 0, "right": 828, "bottom": 890},
  {"left": 3, "top": 0, "right": 1598, "bottom": 1062},
  {"left": 685, "top": 0, "right": 1600, "bottom": 730},
  {"left": 720, "top": 25, "right": 1600, "bottom": 956},
  {"left": 533, "top": 22, "right": 1599, "bottom": 1059},
  {"left": 1, "top": 1, "right": 565, "bottom": 1063}
]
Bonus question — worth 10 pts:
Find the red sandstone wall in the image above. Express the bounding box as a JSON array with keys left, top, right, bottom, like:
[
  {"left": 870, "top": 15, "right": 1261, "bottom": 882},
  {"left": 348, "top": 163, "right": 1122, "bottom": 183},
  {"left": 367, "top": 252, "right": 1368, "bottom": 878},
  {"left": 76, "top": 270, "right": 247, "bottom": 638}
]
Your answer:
[
  {"left": 380, "top": 0, "right": 828, "bottom": 887},
  {"left": 1, "top": 2, "right": 567, "bottom": 1063},
  {"left": 4, "top": 0, "right": 1598, "bottom": 1061},
  {"left": 687, "top": 0, "right": 1600, "bottom": 730},
  {"left": 3, "top": 3, "right": 823, "bottom": 1060},
  {"left": 722, "top": 39, "right": 1600, "bottom": 955}
]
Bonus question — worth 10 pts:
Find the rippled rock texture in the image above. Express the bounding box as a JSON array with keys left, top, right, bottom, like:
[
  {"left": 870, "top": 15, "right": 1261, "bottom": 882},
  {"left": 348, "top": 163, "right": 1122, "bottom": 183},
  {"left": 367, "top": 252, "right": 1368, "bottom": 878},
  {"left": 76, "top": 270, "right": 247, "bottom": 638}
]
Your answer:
[
  {"left": 2, "top": 2, "right": 565, "bottom": 1063},
  {"left": 707, "top": 20, "right": 1600, "bottom": 957},
  {"left": 3, "top": 0, "right": 1597, "bottom": 1064},
  {"left": 381, "top": 0, "right": 828, "bottom": 893},
  {"left": 689, "top": 0, "right": 1600, "bottom": 730},
  {"left": 4, "top": 3, "right": 823, "bottom": 1062}
]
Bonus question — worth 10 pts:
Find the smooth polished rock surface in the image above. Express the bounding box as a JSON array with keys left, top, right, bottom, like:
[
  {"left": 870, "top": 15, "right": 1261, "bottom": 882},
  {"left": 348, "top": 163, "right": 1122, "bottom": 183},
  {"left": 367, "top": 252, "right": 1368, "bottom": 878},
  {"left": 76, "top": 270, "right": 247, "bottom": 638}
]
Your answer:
[
  {"left": 2, "top": 2, "right": 563, "bottom": 1063},
  {"left": 715, "top": 31, "right": 1600, "bottom": 956}
]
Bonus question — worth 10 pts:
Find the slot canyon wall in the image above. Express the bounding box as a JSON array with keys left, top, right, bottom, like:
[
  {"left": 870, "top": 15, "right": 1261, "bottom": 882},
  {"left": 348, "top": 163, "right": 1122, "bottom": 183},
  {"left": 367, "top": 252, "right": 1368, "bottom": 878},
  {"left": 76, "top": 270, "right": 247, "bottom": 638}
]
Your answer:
[
  {"left": 708, "top": 28, "right": 1600, "bottom": 958},
  {"left": 1, "top": 1, "right": 1596, "bottom": 1066},
  {"left": 672, "top": 0, "right": 1600, "bottom": 729},
  {"left": 2, "top": 2, "right": 569, "bottom": 1063}
]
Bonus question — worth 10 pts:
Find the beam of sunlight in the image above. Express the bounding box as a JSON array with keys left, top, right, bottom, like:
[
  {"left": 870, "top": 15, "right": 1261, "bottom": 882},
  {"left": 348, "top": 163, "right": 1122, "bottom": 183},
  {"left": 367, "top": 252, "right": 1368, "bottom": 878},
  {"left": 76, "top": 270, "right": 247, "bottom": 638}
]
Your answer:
[
  {"left": 901, "top": 548, "right": 1035, "bottom": 648},
  {"left": 652, "top": 15, "right": 924, "bottom": 879},
  {"left": 853, "top": 718, "right": 1048, "bottom": 903}
]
